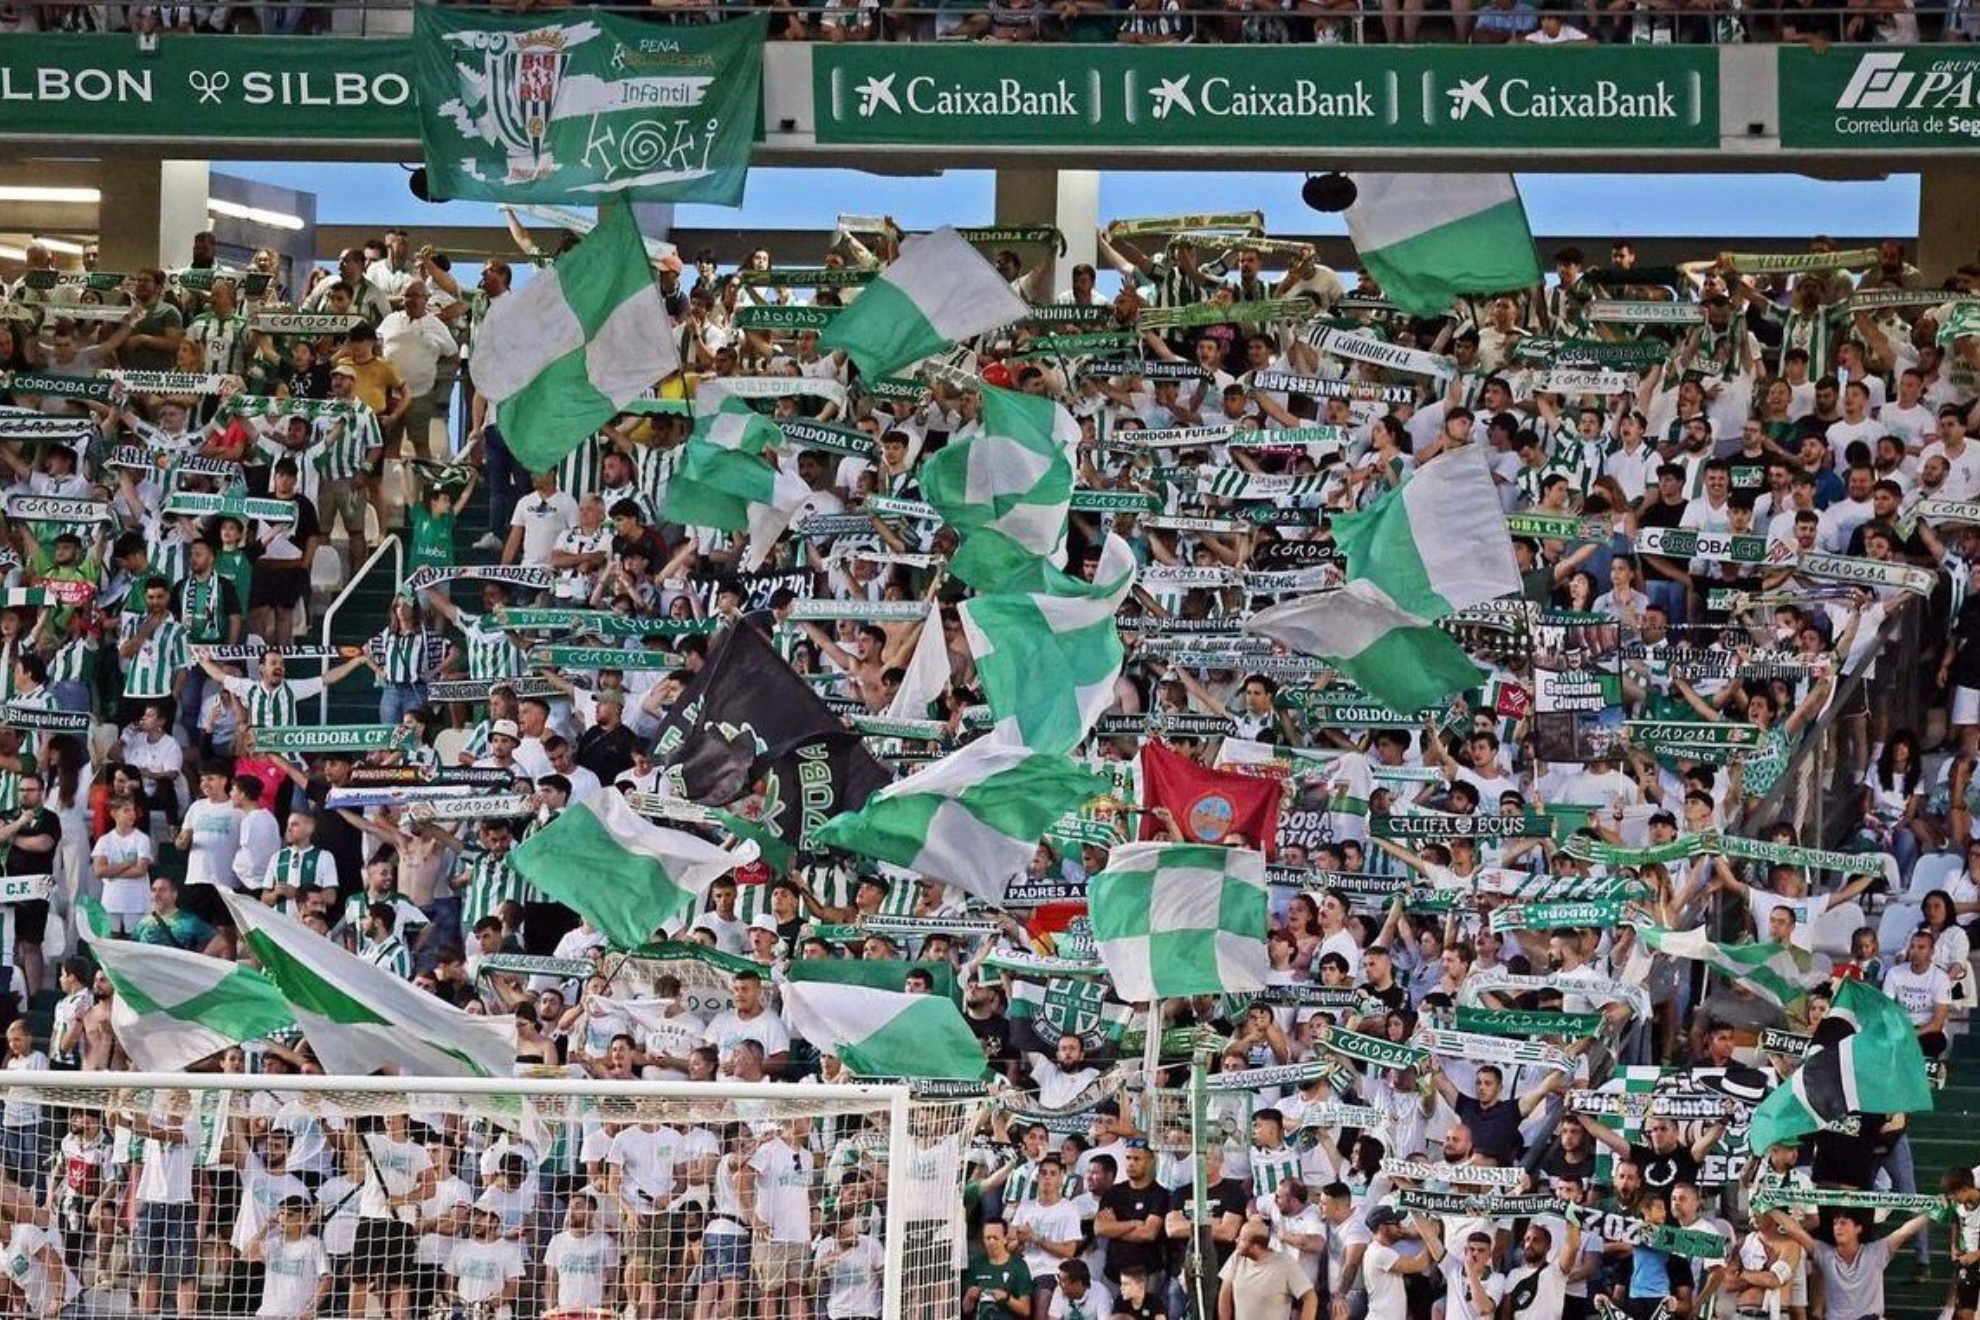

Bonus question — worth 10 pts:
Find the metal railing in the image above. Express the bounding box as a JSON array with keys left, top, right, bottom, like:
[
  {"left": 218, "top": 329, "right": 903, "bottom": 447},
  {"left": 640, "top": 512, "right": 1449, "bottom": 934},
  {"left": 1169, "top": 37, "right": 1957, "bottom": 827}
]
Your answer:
[
  {"left": 316, "top": 532, "right": 401, "bottom": 721},
  {"left": 16, "top": 0, "right": 1977, "bottom": 44}
]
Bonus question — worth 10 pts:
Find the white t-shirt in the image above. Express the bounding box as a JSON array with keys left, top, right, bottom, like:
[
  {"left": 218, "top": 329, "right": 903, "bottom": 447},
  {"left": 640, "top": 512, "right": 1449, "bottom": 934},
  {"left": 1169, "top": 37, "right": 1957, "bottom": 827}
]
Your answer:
[
  {"left": 607, "top": 1125, "right": 681, "bottom": 1214},
  {"left": 1503, "top": 1258, "right": 1569, "bottom": 1320},
  {"left": 257, "top": 1234, "right": 329, "bottom": 1319},
  {"left": 1012, "top": 1196, "right": 1084, "bottom": 1283},
  {"left": 0, "top": 1224, "right": 78, "bottom": 1315},
  {"left": 703, "top": 1007, "right": 790, "bottom": 1061},
  {"left": 508, "top": 491, "right": 580, "bottom": 567},
  {"left": 446, "top": 1237, "right": 525, "bottom": 1304},
  {"left": 136, "top": 1111, "right": 200, "bottom": 1205},
  {"left": 544, "top": 1228, "right": 620, "bottom": 1310},
  {"left": 1882, "top": 962, "right": 1952, "bottom": 1026},
  {"left": 816, "top": 1233, "right": 885, "bottom": 1320},
  {"left": 180, "top": 798, "right": 245, "bottom": 889},
  {"left": 93, "top": 828, "right": 156, "bottom": 915},
  {"left": 1921, "top": 440, "right": 1980, "bottom": 501},
  {"left": 1442, "top": 1256, "right": 1508, "bottom": 1320},
  {"left": 747, "top": 1137, "right": 815, "bottom": 1242},
  {"left": 1048, "top": 1280, "right": 1114, "bottom": 1320},
  {"left": 1364, "top": 1240, "right": 1410, "bottom": 1320},
  {"left": 357, "top": 1134, "right": 432, "bottom": 1220}
]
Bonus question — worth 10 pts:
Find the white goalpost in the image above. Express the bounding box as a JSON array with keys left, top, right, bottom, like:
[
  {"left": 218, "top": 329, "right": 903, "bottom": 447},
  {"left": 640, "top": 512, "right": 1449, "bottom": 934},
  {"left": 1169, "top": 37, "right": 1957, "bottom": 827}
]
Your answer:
[{"left": 0, "top": 1071, "right": 981, "bottom": 1320}]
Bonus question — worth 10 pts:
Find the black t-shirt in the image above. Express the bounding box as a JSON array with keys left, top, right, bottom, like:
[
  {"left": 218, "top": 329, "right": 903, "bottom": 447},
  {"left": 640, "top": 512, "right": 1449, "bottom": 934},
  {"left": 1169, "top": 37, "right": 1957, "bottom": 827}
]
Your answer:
[
  {"left": 1539, "top": 1143, "right": 1596, "bottom": 1185},
  {"left": 1635, "top": 498, "right": 1688, "bottom": 582},
  {"left": 1100, "top": 1179, "right": 1171, "bottom": 1279},
  {"left": 1458, "top": 1094, "right": 1526, "bottom": 1163},
  {"left": 1359, "top": 981, "right": 1409, "bottom": 1014},
  {"left": 305, "top": 779, "right": 366, "bottom": 901},
  {"left": 1, "top": 807, "right": 59, "bottom": 876},
  {"left": 1166, "top": 1175, "right": 1250, "bottom": 1279},
  {"left": 1628, "top": 1140, "right": 1699, "bottom": 1195},
  {"left": 967, "top": 1010, "right": 1016, "bottom": 1069}
]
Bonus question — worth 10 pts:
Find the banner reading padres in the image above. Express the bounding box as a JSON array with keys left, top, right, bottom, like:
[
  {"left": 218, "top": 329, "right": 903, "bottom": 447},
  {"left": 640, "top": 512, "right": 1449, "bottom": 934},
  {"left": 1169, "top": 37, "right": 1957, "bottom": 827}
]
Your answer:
[{"left": 415, "top": 10, "right": 766, "bottom": 204}]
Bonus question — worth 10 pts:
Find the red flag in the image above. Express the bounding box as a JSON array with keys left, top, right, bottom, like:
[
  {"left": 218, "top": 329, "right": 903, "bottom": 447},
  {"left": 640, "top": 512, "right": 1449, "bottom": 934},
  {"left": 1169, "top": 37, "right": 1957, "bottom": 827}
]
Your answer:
[
  {"left": 1139, "top": 740, "right": 1281, "bottom": 858},
  {"left": 1025, "top": 901, "right": 1088, "bottom": 950}
]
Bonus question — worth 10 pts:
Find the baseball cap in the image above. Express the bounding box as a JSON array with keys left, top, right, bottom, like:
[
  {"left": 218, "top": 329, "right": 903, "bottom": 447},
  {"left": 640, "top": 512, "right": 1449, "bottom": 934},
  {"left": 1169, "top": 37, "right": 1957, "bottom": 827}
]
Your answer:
[
  {"left": 1366, "top": 1206, "right": 1405, "bottom": 1230},
  {"left": 490, "top": 719, "right": 521, "bottom": 741},
  {"left": 749, "top": 913, "right": 779, "bottom": 935},
  {"left": 330, "top": 363, "right": 358, "bottom": 379}
]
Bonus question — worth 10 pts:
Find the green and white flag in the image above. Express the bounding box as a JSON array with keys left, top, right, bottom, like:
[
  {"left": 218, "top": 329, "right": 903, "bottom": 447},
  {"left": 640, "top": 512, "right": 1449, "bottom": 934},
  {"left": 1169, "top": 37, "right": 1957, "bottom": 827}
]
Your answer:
[
  {"left": 1747, "top": 978, "right": 1933, "bottom": 1153},
  {"left": 665, "top": 396, "right": 812, "bottom": 571},
  {"left": 82, "top": 900, "right": 294, "bottom": 1074},
  {"left": 1247, "top": 446, "right": 1516, "bottom": 712},
  {"left": 780, "top": 982, "right": 989, "bottom": 1081},
  {"left": 1345, "top": 174, "right": 1541, "bottom": 318},
  {"left": 1089, "top": 842, "right": 1269, "bottom": 1002},
  {"left": 221, "top": 890, "right": 517, "bottom": 1078},
  {"left": 920, "top": 385, "right": 1075, "bottom": 588},
  {"left": 415, "top": 10, "right": 766, "bottom": 204},
  {"left": 810, "top": 737, "right": 1114, "bottom": 904},
  {"left": 961, "top": 534, "right": 1137, "bottom": 754},
  {"left": 1639, "top": 925, "right": 1812, "bottom": 1008},
  {"left": 471, "top": 201, "right": 677, "bottom": 473},
  {"left": 819, "top": 226, "right": 1027, "bottom": 381},
  {"left": 510, "top": 790, "right": 758, "bottom": 950}
]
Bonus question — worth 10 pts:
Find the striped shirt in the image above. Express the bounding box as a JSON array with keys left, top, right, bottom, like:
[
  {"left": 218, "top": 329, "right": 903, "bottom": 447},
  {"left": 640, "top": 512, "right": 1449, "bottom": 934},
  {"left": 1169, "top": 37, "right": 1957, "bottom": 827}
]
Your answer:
[
  {"left": 370, "top": 629, "right": 434, "bottom": 686},
  {"left": 557, "top": 435, "right": 611, "bottom": 501},
  {"left": 185, "top": 311, "right": 252, "bottom": 376},
  {"left": 119, "top": 613, "right": 190, "bottom": 700},
  {"left": 1248, "top": 1143, "right": 1304, "bottom": 1200},
  {"left": 312, "top": 404, "right": 382, "bottom": 482},
  {"left": 457, "top": 848, "right": 530, "bottom": 929},
  {"left": 220, "top": 676, "right": 326, "bottom": 728},
  {"left": 261, "top": 846, "right": 338, "bottom": 904},
  {"left": 47, "top": 635, "right": 95, "bottom": 688},
  {"left": 454, "top": 610, "right": 527, "bottom": 682},
  {"left": 360, "top": 935, "right": 414, "bottom": 981}
]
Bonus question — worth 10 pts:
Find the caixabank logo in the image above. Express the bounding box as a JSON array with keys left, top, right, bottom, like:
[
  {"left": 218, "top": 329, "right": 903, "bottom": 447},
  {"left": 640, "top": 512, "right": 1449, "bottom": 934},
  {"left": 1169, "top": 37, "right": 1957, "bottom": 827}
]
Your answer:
[{"left": 1419, "top": 57, "right": 1711, "bottom": 147}]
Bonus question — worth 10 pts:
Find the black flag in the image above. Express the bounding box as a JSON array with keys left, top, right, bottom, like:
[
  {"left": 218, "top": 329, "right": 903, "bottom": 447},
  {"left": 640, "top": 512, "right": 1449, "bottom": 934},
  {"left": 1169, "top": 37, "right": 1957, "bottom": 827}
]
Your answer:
[{"left": 650, "top": 623, "right": 892, "bottom": 851}]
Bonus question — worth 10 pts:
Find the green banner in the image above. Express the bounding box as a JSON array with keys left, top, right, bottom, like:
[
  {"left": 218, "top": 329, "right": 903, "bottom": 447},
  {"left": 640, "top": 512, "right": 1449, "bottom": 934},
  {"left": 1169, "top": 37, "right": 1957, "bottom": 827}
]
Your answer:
[
  {"left": 814, "top": 47, "right": 1714, "bottom": 150},
  {"left": 1778, "top": 46, "right": 1980, "bottom": 151},
  {"left": 497, "top": 608, "right": 717, "bottom": 638},
  {"left": 531, "top": 645, "right": 678, "bottom": 670},
  {"left": 415, "top": 11, "right": 766, "bottom": 204},
  {"left": 735, "top": 305, "right": 841, "bottom": 332},
  {"left": 253, "top": 726, "right": 410, "bottom": 754},
  {"left": 1320, "top": 1027, "right": 1428, "bottom": 1071},
  {"left": 0, "top": 35, "right": 413, "bottom": 142},
  {"left": 1490, "top": 899, "right": 1626, "bottom": 933},
  {"left": 162, "top": 492, "right": 296, "bottom": 523},
  {"left": 1454, "top": 1006, "right": 1605, "bottom": 1038}
]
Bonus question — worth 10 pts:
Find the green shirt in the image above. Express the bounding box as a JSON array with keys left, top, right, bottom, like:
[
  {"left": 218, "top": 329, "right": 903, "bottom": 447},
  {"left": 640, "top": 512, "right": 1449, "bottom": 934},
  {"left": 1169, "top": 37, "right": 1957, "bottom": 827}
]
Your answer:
[
  {"left": 965, "top": 1254, "right": 1032, "bottom": 1320},
  {"left": 215, "top": 547, "right": 254, "bottom": 616},
  {"left": 408, "top": 505, "right": 457, "bottom": 571}
]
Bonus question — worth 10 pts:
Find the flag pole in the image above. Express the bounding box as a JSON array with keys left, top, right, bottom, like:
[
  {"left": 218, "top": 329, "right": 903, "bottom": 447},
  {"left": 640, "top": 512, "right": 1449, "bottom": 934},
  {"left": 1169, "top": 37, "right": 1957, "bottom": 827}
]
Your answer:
[{"left": 1186, "top": 1034, "right": 1214, "bottom": 1319}]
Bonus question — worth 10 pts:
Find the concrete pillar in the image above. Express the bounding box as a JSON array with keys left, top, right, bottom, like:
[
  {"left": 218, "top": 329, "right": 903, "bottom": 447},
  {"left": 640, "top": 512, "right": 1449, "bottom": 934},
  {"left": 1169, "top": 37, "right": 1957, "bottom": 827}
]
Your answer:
[
  {"left": 993, "top": 166, "right": 1099, "bottom": 299},
  {"left": 1918, "top": 166, "right": 1980, "bottom": 286},
  {"left": 94, "top": 159, "right": 209, "bottom": 272}
]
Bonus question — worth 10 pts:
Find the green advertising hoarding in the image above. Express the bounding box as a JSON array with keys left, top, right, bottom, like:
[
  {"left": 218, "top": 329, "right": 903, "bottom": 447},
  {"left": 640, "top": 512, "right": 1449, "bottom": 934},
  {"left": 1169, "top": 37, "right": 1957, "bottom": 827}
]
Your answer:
[
  {"left": 0, "top": 35, "right": 416, "bottom": 141},
  {"left": 1778, "top": 46, "right": 1980, "bottom": 149},
  {"left": 813, "top": 46, "right": 1716, "bottom": 150}
]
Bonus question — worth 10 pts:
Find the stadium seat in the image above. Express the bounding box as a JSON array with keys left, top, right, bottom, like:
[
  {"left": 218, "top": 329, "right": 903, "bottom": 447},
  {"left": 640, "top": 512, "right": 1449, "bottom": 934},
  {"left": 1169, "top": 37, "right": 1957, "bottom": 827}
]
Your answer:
[
  {"left": 1907, "top": 850, "right": 1963, "bottom": 902},
  {"left": 433, "top": 727, "right": 470, "bottom": 767},
  {"left": 1811, "top": 900, "right": 1866, "bottom": 960},
  {"left": 1877, "top": 902, "right": 1923, "bottom": 958}
]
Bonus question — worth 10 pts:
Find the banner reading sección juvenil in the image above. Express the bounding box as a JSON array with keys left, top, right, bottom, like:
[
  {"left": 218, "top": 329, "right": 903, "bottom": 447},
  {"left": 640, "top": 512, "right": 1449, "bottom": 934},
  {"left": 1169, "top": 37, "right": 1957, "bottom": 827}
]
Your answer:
[
  {"left": 813, "top": 46, "right": 1715, "bottom": 150},
  {"left": 415, "top": 10, "right": 766, "bottom": 204}
]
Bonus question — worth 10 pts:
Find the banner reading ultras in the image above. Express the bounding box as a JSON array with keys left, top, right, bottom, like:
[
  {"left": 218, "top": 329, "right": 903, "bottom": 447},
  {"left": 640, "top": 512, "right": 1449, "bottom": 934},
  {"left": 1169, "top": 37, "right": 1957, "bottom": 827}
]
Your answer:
[
  {"left": 0, "top": 35, "right": 413, "bottom": 141},
  {"left": 414, "top": 10, "right": 766, "bottom": 205},
  {"left": 813, "top": 46, "right": 1716, "bottom": 150},
  {"left": 1778, "top": 47, "right": 1980, "bottom": 149}
]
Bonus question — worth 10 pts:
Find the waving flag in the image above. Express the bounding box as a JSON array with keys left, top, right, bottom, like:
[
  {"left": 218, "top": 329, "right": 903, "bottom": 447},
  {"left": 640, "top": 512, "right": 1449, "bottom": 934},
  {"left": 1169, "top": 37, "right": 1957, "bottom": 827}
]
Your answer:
[
  {"left": 82, "top": 900, "right": 294, "bottom": 1073},
  {"left": 921, "top": 386, "right": 1076, "bottom": 588},
  {"left": 1346, "top": 174, "right": 1541, "bottom": 317},
  {"left": 665, "top": 396, "right": 812, "bottom": 570},
  {"left": 819, "top": 226, "right": 1027, "bottom": 380},
  {"left": 222, "top": 891, "right": 516, "bottom": 1078},
  {"left": 471, "top": 201, "right": 677, "bottom": 472},
  {"left": 1747, "top": 978, "right": 1932, "bottom": 1152},
  {"left": 510, "top": 791, "right": 758, "bottom": 949},
  {"left": 1247, "top": 446, "right": 1516, "bottom": 713},
  {"left": 811, "top": 737, "right": 1114, "bottom": 903},
  {"left": 1089, "top": 842, "right": 1269, "bottom": 1002},
  {"left": 781, "top": 982, "right": 989, "bottom": 1080},
  {"left": 962, "top": 534, "right": 1137, "bottom": 754}
]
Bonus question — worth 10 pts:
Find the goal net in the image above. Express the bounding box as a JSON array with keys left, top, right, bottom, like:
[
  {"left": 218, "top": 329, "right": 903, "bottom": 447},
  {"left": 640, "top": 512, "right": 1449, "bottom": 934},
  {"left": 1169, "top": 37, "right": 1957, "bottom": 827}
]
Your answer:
[{"left": 0, "top": 1072, "right": 982, "bottom": 1320}]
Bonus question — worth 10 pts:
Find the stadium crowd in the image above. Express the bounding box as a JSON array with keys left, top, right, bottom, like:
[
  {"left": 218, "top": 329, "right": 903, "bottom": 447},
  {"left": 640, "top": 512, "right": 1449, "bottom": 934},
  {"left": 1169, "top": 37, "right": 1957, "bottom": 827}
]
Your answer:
[{"left": 0, "top": 209, "right": 1975, "bottom": 1320}]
